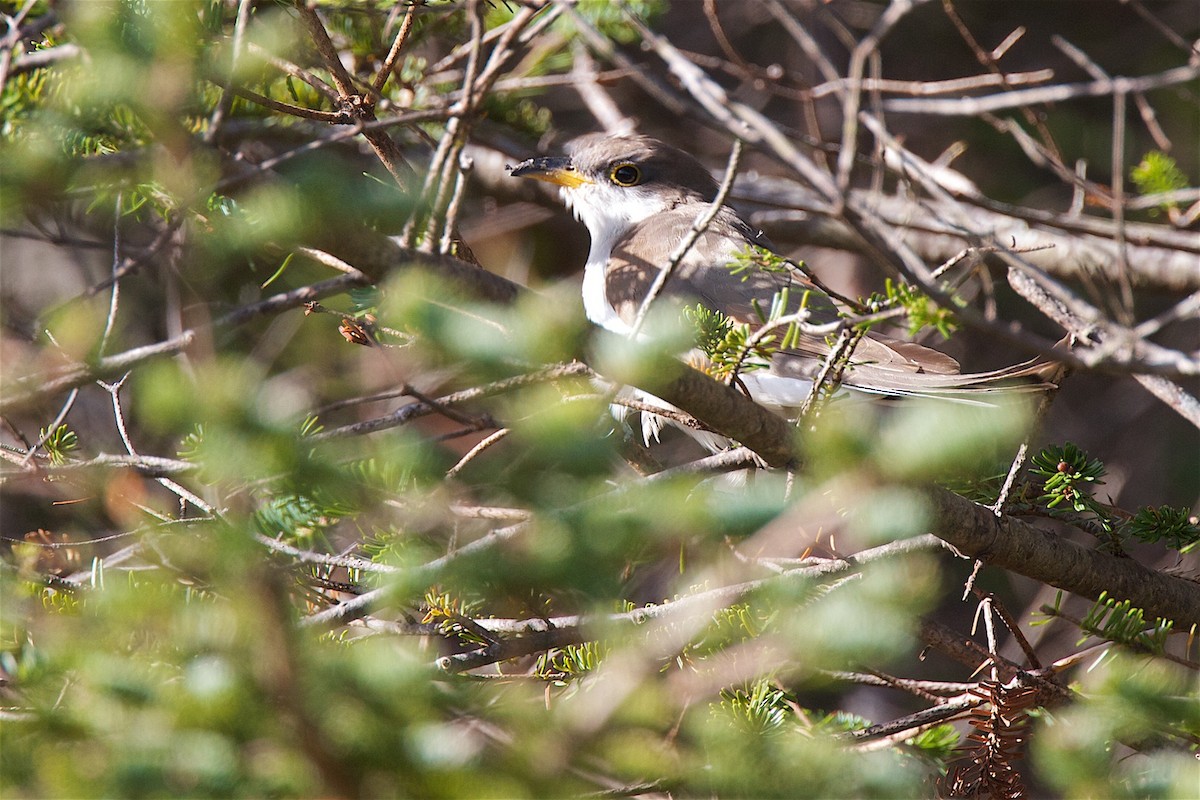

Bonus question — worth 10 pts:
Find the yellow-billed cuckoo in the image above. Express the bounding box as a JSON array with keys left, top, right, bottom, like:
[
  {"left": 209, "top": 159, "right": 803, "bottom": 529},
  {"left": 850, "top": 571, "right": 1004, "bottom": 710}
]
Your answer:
[{"left": 510, "top": 134, "right": 1048, "bottom": 447}]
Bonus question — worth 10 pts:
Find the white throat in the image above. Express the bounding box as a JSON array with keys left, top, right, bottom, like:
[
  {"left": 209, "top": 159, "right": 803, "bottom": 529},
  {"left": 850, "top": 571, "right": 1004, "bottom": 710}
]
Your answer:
[{"left": 563, "top": 184, "right": 673, "bottom": 336}]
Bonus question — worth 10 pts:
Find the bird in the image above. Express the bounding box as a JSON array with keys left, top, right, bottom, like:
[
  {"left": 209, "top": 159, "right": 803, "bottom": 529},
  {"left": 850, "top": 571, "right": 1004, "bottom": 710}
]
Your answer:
[{"left": 510, "top": 133, "right": 1050, "bottom": 449}]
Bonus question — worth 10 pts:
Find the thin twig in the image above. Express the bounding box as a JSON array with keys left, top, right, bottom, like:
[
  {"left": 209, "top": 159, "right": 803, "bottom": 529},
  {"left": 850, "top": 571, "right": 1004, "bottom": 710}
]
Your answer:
[
  {"left": 433, "top": 535, "right": 942, "bottom": 672},
  {"left": 206, "top": 78, "right": 350, "bottom": 123},
  {"left": 570, "top": 40, "right": 632, "bottom": 134},
  {"left": 0, "top": 453, "right": 198, "bottom": 478},
  {"left": 849, "top": 694, "right": 984, "bottom": 744},
  {"left": 438, "top": 154, "right": 473, "bottom": 255},
  {"left": 1124, "top": 0, "right": 1200, "bottom": 55},
  {"left": 294, "top": 247, "right": 370, "bottom": 280},
  {"left": 370, "top": 0, "right": 421, "bottom": 97},
  {"left": 883, "top": 64, "right": 1200, "bottom": 115},
  {"left": 256, "top": 534, "right": 401, "bottom": 574},
  {"left": 312, "top": 362, "right": 593, "bottom": 440},
  {"left": 292, "top": 0, "right": 356, "bottom": 95},
  {"left": 445, "top": 428, "right": 511, "bottom": 478},
  {"left": 291, "top": 0, "right": 413, "bottom": 187},
  {"left": 302, "top": 521, "right": 530, "bottom": 628},
  {"left": 1110, "top": 87, "right": 1136, "bottom": 326},
  {"left": 245, "top": 41, "right": 338, "bottom": 100},
  {"left": 796, "top": 325, "right": 864, "bottom": 422},
  {"left": 17, "top": 389, "right": 78, "bottom": 468},
  {"left": 836, "top": 0, "right": 920, "bottom": 194},
  {"left": 1, "top": 332, "right": 197, "bottom": 415},
  {"left": 403, "top": 0, "right": 487, "bottom": 249},
  {"left": 809, "top": 68, "right": 1056, "bottom": 100},
  {"left": 0, "top": 0, "right": 39, "bottom": 93},
  {"left": 205, "top": 0, "right": 253, "bottom": 144},
  {"left": 974, "top": 589, "right": 1041, "bottom": 669},
  {"left": 98, "top": 372, "right": 213, "bottom": 515},
  {"left": 98, "top": 192, "right": 123, "bottom": 353}
]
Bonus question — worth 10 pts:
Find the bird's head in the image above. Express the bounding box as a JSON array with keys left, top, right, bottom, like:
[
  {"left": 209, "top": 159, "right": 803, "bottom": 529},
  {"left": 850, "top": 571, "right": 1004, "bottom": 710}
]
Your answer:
[{"left": 510, "top": 134, "right": 720, "bottom": 253}]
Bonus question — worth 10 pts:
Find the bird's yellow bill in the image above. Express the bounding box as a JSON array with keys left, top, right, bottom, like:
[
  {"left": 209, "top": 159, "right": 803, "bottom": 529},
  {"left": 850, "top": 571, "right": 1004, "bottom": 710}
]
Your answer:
[{"left": 509, "top": 156, "right": 592, "bottom": 189}]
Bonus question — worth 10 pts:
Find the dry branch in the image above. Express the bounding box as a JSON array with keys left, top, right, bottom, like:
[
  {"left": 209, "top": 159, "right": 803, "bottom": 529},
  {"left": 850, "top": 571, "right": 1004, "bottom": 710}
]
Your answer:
[
  {"left": 883, "top": 64, "right": 1200, "bottom": 115},
  {"left": 741, "top": 177, "right": 1200, "bottom": 293},
  {"left": 922, "top": 487, "right": 1200, "bottom": 627}
]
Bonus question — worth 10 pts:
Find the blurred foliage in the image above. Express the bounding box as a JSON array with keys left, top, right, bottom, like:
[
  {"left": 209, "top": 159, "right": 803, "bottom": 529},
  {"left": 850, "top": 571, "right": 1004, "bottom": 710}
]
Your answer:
[
  {"left": 1131, "top": 151, "right": 1188, "bottom": 211},
  {"left": 1032, "top": 654, "right": 1200, "bottom": 799},
  {"left": 1, "top": 1, "right": 1196, "bottom": 798}
]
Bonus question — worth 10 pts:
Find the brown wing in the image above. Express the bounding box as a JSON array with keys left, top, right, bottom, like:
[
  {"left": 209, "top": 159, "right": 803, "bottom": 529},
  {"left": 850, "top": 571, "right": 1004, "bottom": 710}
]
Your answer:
[
  {"left": 604, "top": 205, "right": 974, "bottom": 384},
  {"left": 607, "top": 207, "right": 838, "bottom": 322}
]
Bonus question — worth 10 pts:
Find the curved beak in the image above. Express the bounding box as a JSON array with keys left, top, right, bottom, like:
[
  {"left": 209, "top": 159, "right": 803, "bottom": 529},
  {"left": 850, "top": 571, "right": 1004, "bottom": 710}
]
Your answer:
[{"left": 509, "top": 156, "right": 592, "bottom": 189}]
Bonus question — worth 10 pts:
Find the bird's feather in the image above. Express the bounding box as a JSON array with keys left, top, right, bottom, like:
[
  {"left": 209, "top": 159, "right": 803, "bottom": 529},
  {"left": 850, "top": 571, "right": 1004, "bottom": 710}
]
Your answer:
[{"left": 601, "top": 203, "right": 1049, "bottom": 398}]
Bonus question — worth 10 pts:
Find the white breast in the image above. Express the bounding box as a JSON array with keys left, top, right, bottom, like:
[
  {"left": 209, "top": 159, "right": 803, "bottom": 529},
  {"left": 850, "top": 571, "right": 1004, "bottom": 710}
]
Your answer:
[
  {"left": 582, "top": 257, "right": 631, "bottom": 335},
  {"left": 563, "top": 183, "right": 672, "bottom": 337}
]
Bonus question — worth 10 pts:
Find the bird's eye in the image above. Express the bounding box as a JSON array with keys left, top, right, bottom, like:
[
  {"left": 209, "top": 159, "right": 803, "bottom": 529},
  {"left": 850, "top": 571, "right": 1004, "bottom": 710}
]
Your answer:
[{"left": 610, "top": 164, "right": 642, "bottom": 186}]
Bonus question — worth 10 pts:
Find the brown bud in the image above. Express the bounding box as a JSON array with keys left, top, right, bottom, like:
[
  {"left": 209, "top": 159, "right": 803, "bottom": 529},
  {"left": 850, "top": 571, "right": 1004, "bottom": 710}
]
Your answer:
[{"left": 339, "top": 319, "right": 372, "bottom": 346}]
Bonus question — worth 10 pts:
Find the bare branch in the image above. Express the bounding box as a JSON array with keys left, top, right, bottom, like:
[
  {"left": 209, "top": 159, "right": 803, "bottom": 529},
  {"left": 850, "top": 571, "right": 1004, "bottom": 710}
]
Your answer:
[
  {"left": 922, "top": 486, "right": 1200, "bottom": 627},
  {"left": 369, "top": 0, "right": 420, "bottom": 97},
  {"left": 808, "top": 69, "right": 1056, "bottom": 99},
  {"left": 1, "top": 332, "right": 196, "bottom": 416},
  {"left": 291, "top": 0, "right": 414, "bottom": 188},
  {"left": 312, "top": 362, "right": 592, "bottom": 440},
  {"left": 883, "top": 64, "right": 1200, "bottom": 115},
  {"left": 0, "top": 452, "right": 198, "bottom": 479},
  {"left": 427, "top": 535, "right": 947, "bottom": 672},
  {"left": 762, "top": 198, "right": 1199, "bottom": 291}
]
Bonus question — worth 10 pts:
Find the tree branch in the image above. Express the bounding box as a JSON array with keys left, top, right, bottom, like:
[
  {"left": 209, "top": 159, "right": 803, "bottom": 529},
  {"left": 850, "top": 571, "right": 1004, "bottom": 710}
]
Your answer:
[
  {"left": 921, "top": 486, "right": 1200, "bottom": 627},
  {"left": 883, "top": 64, "right": 1200, "bottom": 115},
  {"left": 1, "top": 332, "right": 196, "bottom": 415}
]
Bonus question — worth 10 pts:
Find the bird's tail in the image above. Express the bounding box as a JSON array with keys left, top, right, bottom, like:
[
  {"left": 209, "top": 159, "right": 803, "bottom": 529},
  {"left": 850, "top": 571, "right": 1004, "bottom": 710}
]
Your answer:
[{"left": 842, "top": 356, "right": 1059, "bottom": 402}]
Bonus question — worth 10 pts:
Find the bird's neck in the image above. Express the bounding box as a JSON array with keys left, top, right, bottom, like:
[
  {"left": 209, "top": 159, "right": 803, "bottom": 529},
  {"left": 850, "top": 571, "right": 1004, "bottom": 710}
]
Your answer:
[{"left": 569, "top": 188, "right": 668, "bottom": 336}]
